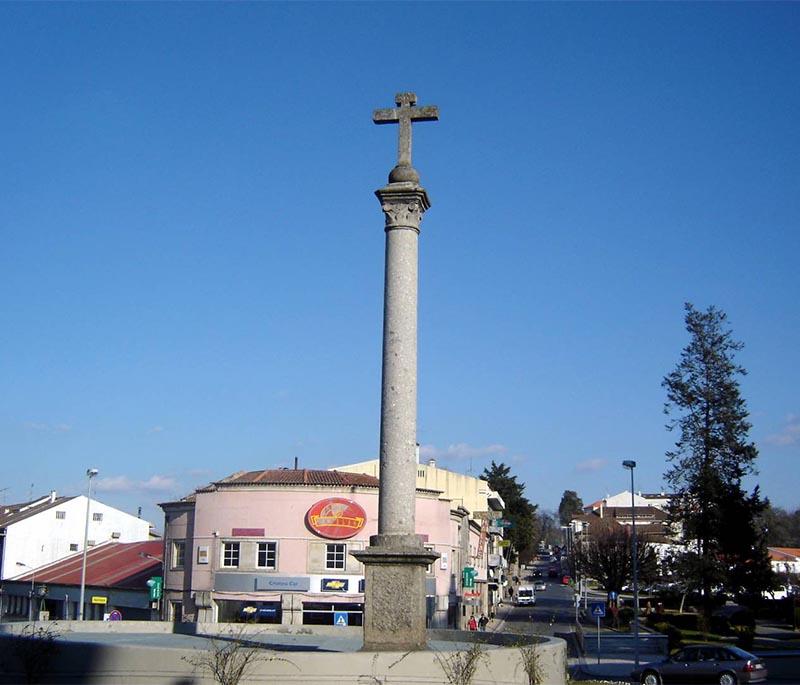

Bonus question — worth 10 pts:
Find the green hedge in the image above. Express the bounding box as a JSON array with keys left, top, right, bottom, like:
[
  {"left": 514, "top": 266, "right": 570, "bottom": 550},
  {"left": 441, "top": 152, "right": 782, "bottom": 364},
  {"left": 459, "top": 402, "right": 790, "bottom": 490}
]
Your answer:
[
  {"left": 732, "top": 625, "right": 755, "bottom": 650},
  {"left": 646, "top": 612, "right": 700, "bottom": 631},
  {"left": 652, "top": 622, "right": 683, "bottom": 650}
]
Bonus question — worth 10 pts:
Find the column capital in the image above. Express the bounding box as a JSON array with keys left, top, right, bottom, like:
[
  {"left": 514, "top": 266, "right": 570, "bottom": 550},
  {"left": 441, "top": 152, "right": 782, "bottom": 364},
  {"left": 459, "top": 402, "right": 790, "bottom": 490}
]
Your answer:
[{"left": 375, "top": 182, "right": 431, "bottom": 233}]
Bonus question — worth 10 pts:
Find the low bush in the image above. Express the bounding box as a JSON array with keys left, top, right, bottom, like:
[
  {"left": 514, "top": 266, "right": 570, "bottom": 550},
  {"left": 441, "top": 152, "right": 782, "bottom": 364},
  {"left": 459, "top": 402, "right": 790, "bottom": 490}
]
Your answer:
[
  {"left": 732, "top": 625, "right": 755, "bottom": 650},
  {"left": 652, "top": 621, "right": 683, "bottom": 650},
  {"left": 617, "top": 607, "right": 634, "bottom": 628},
  {"left": 646, "top": 611, "right": 700, "bottom": 631}
]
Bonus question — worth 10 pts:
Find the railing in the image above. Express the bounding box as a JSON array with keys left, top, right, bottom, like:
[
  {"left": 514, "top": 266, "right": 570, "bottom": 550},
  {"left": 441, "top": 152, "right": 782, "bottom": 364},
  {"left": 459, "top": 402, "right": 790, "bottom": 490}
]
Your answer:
[{"left": 582, "top": 631, "right": 669, "bottom": 656}]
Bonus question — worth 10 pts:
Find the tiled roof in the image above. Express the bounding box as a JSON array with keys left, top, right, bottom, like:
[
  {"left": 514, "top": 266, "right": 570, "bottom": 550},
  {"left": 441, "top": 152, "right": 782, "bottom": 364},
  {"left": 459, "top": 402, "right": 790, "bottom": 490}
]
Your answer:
[
  {"left": 769, "top": 547, "right": 800, "bottom": 562},
  {"left": 12, "top": 540, "right": 163, "bottom": 589},
  {"left": 0, "top": 494, "right": 76, "bottom": 528},
  {"left": 214, "top": 469, "right": 380, "bottom": 488}
]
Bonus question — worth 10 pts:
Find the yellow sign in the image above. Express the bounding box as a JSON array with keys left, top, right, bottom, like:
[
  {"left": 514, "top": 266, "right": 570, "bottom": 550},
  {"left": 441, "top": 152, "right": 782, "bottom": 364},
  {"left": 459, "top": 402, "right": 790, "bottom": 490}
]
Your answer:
[
  {"left": 91, "top": 596, "right": 108, "bottom": 605},
  {"left": 496, "top": 540, "right": 511, "bottom": 548}
]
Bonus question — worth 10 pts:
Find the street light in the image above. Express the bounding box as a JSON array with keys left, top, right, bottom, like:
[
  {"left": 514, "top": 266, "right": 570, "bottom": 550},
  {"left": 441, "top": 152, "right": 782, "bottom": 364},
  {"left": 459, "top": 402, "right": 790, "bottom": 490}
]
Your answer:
[
  {"left": 15, "top": 561, "right": 35, "bottom": 622},
  {"left": 622, "top": 459, "right": 640, "bottom": 668},
  {"left": 78, "top": 468, "right": 99, "bottom": 621}
]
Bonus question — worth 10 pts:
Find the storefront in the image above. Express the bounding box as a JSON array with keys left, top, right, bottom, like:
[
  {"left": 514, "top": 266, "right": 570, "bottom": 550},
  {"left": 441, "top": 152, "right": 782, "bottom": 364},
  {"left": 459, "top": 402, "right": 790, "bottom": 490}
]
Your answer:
[{"left": 160, "top": 469, "right": 457, "bottom": 626}]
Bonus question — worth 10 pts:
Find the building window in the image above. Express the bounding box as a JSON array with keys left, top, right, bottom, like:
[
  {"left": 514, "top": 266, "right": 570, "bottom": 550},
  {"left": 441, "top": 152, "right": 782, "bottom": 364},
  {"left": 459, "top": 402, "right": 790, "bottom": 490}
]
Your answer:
[
  {"left": 92, "top": 512, "right": 103, "bottom": 522},
  {"left": 172, "top": 540, "right": 186, "bottom": 569},
  {"left": 257, "top": 541, "right": 277, "bottom": 569},
  {"left": 222, "top": 542, "right": 240, "bottom": 568},
  {"left": 69, "top": 543, "right": 79, "bottom": 551},
  {"left": 55, "top": 511, "right": 66, "bottom": 520},
  {"left": 325, "top": 543, "right": 346, "bottom": 570}
]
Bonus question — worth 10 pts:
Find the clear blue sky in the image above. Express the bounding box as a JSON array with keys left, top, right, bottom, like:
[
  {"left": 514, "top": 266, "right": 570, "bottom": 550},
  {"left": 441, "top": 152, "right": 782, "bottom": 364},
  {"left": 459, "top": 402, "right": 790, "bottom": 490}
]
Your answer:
[{"left": 2, "top": 3, "right": 798, "bottom": 531}]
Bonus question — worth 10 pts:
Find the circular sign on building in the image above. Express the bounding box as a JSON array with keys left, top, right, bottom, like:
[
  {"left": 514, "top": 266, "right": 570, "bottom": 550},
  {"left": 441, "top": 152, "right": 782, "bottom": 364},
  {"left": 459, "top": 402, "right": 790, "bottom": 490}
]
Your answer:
[{"left": 306, "top": 498, "right": 367, "bottom": 539}]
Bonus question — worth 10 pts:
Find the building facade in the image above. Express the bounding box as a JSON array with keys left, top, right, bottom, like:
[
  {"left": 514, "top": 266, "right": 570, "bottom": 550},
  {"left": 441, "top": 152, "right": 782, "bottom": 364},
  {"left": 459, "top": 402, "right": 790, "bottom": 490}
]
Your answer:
[
  {"left": 333, "top": 457, "right": 507, "bottom": 622},
  {"left": 160, "top": 469, "right": 476, "bottom": 628},
  {"left": 1, "top": 491, "right": 153, "bottom": 583},
  {"left": 3, "top": 540, "right": 162, "bottom": 622}
]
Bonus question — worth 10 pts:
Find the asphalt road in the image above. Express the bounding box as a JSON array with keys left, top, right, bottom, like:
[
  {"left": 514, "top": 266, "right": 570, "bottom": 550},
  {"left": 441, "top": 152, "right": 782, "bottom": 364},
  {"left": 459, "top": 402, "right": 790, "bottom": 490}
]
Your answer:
[{"left": 501, "top": 575, "right": 577, "bottom": 637}]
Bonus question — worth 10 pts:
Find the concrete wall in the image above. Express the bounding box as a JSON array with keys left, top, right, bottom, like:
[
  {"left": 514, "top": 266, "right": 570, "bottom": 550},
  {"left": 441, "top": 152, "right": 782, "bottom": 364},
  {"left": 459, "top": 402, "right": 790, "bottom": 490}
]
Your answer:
[{"left": 0, "top": 622, "right": 567, "bottom": 684}]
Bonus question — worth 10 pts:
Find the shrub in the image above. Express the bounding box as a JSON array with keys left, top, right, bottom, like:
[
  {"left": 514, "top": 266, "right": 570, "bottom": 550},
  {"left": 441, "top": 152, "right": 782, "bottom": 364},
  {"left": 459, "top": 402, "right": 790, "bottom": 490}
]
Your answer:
[
  {"left": 617, "top": 607, "right": 634, "bottom": 628},
  {"left": 646, "top": 611, "right": 699, "bottom": 631},
  {"left": 6, "top": 624, "right": 61, "bottom": 684},
  {"left": 732, "top": 625, "right": 755, "bottom": 650},
  {"left": 652, "top": 622, "right": 683, "bottom": 651}
]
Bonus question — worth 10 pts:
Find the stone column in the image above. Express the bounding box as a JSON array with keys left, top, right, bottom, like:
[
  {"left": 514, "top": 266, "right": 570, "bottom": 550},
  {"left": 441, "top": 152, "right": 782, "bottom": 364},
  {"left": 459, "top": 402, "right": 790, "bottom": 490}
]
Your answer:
[{"left": 354, "top": 179, "right": 439, "bottom": 651}]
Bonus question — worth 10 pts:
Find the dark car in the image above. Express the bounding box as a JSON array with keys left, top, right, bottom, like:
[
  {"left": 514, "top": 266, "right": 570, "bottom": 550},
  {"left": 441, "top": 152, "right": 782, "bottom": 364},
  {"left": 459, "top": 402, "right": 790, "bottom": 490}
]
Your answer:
[{"left": 632, "top": 644, "right": 768, "bottom": 685}]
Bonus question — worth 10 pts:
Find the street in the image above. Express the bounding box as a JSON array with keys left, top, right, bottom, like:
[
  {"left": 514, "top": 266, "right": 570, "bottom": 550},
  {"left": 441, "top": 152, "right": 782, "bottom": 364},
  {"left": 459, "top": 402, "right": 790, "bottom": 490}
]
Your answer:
[{"left": 500, "top": 577, "right": 577, "bottom": 638}]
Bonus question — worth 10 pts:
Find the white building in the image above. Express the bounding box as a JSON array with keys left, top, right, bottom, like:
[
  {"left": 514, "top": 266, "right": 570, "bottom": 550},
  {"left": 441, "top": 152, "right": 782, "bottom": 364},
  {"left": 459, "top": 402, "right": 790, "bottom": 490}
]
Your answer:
[
  {"left": 0, "top": 491, "right": 152, "bottom": 581},
  {"left": 586, "top": 490, "right": 672, "bottom": 513}
]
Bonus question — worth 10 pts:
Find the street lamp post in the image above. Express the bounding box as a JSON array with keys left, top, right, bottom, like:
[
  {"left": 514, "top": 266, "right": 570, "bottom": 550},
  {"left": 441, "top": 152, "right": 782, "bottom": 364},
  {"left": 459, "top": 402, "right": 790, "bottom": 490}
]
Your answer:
[
  {"left": 622, "top": 460, "right": 640, "bottom": 668},
  {"left": 15, "top": 561, "right": 35, "bottom": 622},
  {"left": 78, "top": 468, "right": 99, "bottom": 621}
]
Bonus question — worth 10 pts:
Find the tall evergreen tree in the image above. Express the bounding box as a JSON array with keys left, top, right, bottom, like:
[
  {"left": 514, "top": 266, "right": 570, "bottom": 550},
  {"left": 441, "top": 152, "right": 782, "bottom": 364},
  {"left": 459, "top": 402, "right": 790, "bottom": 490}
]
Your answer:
[
  {"left": 558, "top": 490, "right": 585, "bottom": 526},
  {"left": 482, "top": 461, "right": 538, "bottom": 561},
  {"left": 662, "top": 303, "right": 772, "bottom": 616}
]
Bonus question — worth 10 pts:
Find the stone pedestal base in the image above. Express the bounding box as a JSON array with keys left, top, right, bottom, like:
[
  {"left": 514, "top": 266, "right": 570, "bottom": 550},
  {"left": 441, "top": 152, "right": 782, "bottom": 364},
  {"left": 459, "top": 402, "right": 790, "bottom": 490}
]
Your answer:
[{"left": 352, "top": 538, "right": 439, "bottom": 651}]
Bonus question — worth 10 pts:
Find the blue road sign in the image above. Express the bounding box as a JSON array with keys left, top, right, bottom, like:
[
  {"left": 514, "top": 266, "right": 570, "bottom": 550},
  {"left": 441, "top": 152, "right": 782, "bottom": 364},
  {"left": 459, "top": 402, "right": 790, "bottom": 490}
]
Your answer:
[
  {"left": 334, "top": 611, "right": 348, "bottom": 627},
  {"left": 590, "top": 602, "right": 606, "bottom": 618}
]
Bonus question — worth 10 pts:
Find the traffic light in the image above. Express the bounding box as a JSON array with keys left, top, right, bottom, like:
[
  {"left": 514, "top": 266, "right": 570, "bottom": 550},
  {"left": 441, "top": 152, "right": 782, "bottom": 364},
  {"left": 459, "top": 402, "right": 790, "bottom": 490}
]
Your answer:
[{"left": 146, "top": 576, "right": 163, "bottom": 601}]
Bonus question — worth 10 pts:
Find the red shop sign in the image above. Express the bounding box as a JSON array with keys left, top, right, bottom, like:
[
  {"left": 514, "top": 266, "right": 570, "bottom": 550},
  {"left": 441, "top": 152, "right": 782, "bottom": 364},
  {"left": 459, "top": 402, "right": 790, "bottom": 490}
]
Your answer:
[{"left": 306, "top": 498, "right": 367, "bottom": 539}]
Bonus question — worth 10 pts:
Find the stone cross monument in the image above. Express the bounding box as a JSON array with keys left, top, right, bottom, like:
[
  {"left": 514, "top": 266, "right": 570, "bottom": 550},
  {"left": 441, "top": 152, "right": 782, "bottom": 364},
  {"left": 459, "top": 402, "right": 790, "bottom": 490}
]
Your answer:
[{"left": 352, "top": 93, "right": 440, "bottom": 651}]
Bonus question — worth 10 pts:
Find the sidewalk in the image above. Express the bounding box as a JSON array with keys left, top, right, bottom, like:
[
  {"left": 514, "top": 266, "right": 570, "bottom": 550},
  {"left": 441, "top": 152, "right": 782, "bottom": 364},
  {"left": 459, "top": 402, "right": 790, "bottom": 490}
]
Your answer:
[{"left": 488, "top": 601, "right": 513, "bottom": 633}]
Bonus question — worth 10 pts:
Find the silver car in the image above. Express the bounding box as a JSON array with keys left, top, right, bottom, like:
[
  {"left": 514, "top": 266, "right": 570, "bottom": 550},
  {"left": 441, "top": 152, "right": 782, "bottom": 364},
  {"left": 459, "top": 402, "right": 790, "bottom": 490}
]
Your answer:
[{"left": 632, "top": 644, "right": 767, "bottom": 685}]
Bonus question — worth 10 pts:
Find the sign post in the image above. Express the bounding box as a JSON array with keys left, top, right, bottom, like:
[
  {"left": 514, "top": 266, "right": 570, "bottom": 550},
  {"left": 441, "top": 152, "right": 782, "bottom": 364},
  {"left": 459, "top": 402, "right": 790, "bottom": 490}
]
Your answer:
[{"left": 590, "top": 601, "right": 606, "bottom": 665}]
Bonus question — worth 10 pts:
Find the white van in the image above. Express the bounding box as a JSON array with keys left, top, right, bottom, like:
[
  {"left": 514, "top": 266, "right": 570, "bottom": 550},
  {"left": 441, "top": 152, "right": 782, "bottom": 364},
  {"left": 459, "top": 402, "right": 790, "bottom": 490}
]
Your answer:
[{"left": 515, "top": 585, "right": 536, "bottom": 606}]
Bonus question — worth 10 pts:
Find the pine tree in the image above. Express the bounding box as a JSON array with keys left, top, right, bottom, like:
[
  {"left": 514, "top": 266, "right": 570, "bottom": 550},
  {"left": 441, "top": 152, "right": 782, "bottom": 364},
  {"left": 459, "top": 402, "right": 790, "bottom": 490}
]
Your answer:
[
  {"left": 558, "top": 490, "right": 584, "bottom": 526},
  {"left": 482, "top": 461, "right": 538, "bottom": 561},
  {"left": 662, "top": 303, "right": 772, "bottom": 616}
]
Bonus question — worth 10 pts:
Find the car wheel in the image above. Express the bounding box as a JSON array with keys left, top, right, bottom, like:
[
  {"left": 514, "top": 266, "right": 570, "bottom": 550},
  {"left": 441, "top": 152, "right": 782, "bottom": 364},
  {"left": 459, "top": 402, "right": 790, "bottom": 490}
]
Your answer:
[
  {"left": 641, "top": 670, "right": 661, "bottom": 685},
  {"left": 718, "top": 672, "right": 738, "bottom": 685}
]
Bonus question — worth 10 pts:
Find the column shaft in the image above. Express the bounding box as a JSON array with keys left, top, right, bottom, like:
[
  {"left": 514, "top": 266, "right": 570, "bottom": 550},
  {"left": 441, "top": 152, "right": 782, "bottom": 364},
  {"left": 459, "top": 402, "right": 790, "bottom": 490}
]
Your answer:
[{"left": 378, "top": 226, "right": 418, "bottom": 539}]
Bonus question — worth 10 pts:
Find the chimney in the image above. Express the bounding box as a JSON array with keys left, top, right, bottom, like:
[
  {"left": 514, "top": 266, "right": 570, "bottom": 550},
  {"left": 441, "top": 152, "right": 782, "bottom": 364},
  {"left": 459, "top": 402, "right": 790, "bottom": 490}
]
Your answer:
[
  {"left": 415, "top": 443, "right": 420, "bottom": 464},
  {"left": 427, "top": 458, "right": 436, "bottom": 468},
  {"left": 600, "top": 499, "right": 606, "bottom": 518},
  {"left": 49, "top": 490, "right": 56, "bottom": 503},
  {"left": 294, "top": 456, "right": 299, "bottom": 470}
]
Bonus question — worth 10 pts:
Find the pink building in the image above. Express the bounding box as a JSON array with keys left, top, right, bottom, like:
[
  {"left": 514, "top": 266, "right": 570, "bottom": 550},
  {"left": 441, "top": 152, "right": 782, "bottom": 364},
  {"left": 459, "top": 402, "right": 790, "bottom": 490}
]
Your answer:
[{"left": 160, "top": 469, "right": 480, "bottom": 628}]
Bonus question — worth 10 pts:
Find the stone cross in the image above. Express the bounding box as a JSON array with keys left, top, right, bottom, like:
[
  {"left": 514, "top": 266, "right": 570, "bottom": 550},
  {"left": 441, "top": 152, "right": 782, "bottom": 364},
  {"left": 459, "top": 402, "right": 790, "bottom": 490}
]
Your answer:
[
  {"left": 353, "top": 92, "right": 440, "bottom": 651},
  {"left": 373, "top": 92, "right": 439, "bottom": 169}
]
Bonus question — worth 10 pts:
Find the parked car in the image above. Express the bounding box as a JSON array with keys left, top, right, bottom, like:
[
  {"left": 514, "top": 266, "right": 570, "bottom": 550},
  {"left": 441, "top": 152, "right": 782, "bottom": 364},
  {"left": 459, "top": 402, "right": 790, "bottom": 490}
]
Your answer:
[{"left": 632, "top": 644, "right": 768, "bottom": 685}]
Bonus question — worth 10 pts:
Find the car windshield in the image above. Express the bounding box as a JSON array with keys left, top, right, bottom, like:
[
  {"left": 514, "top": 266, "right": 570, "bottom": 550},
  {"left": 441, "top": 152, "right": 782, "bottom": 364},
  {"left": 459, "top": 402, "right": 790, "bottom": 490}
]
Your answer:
[{"left": 518, "top": 590, "right": 533, "bottom": 598}]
